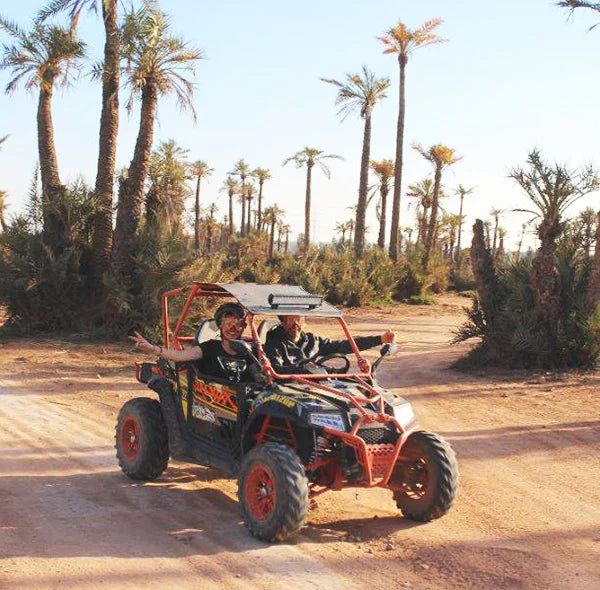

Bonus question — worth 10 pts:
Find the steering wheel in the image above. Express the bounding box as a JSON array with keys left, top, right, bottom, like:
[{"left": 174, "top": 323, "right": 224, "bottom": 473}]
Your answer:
[{"left": 297, "top": 353, "right": 350, "bottom": 374}]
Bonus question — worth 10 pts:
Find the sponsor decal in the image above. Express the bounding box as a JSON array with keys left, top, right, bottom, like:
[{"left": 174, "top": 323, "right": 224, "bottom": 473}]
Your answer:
[
  {"left": 193, "top": 380, "right": 237, "bottom": 412},
  {"left": 191, "top": 402, "right": 218, "bottom": 424},
  {"left": 262, "top": 393, "right": 296, "bottom": 408}
]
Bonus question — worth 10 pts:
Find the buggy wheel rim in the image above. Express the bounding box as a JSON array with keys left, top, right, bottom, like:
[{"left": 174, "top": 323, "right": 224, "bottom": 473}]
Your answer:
[
  {"left": 120, "top": 417, "right": 140, "bottom": 460},
  {"left": 245, "top": 465, "right": 276, "bottom": 521},
  {"left": 401, "top": 457, "right": 430, "bottom": 500}
]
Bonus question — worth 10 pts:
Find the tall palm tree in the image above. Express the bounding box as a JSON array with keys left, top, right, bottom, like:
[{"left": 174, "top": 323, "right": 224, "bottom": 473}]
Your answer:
[
  {"left": 406, "top": 178, "right": 434, "bottom": 246},
  {"left": 113, "top": 6, "right": 202, "bottom": 276},
  {"left": 237, "top": 190, "right": 247, "bottom": 238},
  {"left": 283, "top": 224, "right": 291, "bottom": 254},
  {"left": 39, "top": 0, "right": 120, "bottom": 285},
  {"left": 263, "top": 204, "right": 284, "bottom": 258},
  {"left": 412, "top": 143, "right": 461, "bottom": 271},
  {"left": 283, "top": 147, "right": 342, "bottom": 252},
  {"left": 0, "top": 18, "right": 85, "bottom": 245},
  {"left": 220, "top": 176, "right": 239, "bottom": 237},
  {"left": 205, "top": 202, "right": 217, "bottom": 252},
  {"left": 251, "top": 167, "right": 271, "bottom": 230},
  {"left": 379, "top": 18, "right": 446, "bottom": 261},
  {"left": 321, "top": 66, "right": 390, "bottom": 257},
  {"left": 230, "top": 159, "right": 250, "bottom": 236},
  {"left": 370, "top": 159, "right": 394, "bottom": 249},
  {"left": 454, "top": 184, "right": 474, "bottom": 266},
  {"left": 189, "top": 160, "right": 213, "bottom": 250}
]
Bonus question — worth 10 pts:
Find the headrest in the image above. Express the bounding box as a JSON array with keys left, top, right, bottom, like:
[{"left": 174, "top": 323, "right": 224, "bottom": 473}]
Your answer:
[{"left": 195, "top": 319, "right": 220, "bottom": 345}]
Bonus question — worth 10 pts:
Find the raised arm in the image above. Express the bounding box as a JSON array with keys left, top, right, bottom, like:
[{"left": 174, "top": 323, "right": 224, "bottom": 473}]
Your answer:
[{"left": 129, "top": 331, "right": 203, "bottom": 362}]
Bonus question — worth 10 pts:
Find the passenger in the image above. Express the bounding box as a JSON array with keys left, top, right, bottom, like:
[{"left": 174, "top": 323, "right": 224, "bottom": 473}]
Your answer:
[
  {"left": 263, "top": 314, "right": 396, "bottom": 374},
  {"left": 129, "top": 302, "right": 252, "bottom": 382}
]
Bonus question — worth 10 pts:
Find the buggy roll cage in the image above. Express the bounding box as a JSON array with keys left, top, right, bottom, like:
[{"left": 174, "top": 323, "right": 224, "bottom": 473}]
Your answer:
[{"left": 160, "top": 282, "right": 389, "bottom": 411}]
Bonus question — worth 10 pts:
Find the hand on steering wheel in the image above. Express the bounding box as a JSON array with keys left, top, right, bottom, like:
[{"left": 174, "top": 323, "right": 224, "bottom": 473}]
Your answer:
[{"left": 297, "top": 353, "right": 350, "bottom": 374}]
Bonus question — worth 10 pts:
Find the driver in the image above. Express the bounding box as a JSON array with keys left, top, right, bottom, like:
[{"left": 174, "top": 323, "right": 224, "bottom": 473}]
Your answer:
[
  {"left": 263, "top": 314, "right": 396, "bottom": 374},
  {"left": 129, "top": 302, "right": 252, "bottom": 382}
]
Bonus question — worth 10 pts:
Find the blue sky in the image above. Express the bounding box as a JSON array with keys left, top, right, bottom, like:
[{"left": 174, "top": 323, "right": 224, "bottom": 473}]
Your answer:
[{"left": 1, "top": 0, "right": 600, "bottom": 250}]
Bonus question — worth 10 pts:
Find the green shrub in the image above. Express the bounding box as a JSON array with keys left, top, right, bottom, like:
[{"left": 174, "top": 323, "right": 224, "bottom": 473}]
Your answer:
[{"left": 406, "top": 294, "right": 435, "bottom": 305}]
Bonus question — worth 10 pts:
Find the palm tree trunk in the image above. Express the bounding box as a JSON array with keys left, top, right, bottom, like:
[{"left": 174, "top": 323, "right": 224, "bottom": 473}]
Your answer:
[
  {"left": 92, "top": 0, "right": 119, "bottom": 286},
  {"left": 194, "top": 175, "right": 201, "bottom": 250},
  {"left": 284, "top": 229, "right": 289, "bottom": 253},
  {"left": 246, "top": 198, "right": 252, "bottom": 234},
  {"left": 37, "top": 84, "right": 65, "bottom": 248},
  {"left": 585, "top": 210, "right": 600, "bottom": 313},
  {"left": 377, "top": 183, "right": 388, "bottom": 249},
  {"left": 304, "top": 164, "right": 312, "bottom": 252},
  {"left": 422, "top": 164, "right": 442, "bottom": 271},
  {"left": 269, "top": 221, "right": 275, "bottom": 258},
  {"left": 113, "top": 82, "right": 157, "bottom": 277},
  {"left": 258, "top": 180, "right": 264, "bottom": 230},
  {"left": 228, "top": 190, "right": 234, "bottom": 236},
  {"left": 354, "top": 112, "right": 371, "bottom": 258},
  {"left": 389, "top": 55, "right": 406, "bottom": 261},
  {"left": 240, "top": 195, "right": 246, "bottom": 237},
  {"left": 456, "top": 194, "right": 464, "bottom": 267}
]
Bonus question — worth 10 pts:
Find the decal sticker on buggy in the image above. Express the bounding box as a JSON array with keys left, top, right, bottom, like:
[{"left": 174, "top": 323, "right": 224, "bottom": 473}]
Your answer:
[
  {"left": 261, "top": 393, "right": 296, "bottom": 408},
  {"left": 192, "top": 380, "right": 237, "bottom": 416},
  {"left": 191, "top": 402, "right": 218, "bottom": 424}
]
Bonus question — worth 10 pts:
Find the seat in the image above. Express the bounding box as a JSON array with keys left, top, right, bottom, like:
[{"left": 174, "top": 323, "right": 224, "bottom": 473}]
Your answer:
[
  {"left": 194, "top": 318, "right": 220, "bottom": 345},
  {"left": 257, "top": 318, "right": 278, "bottom": 344}
]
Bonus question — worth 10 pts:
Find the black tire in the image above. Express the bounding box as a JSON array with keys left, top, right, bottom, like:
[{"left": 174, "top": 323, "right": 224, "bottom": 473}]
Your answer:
[
  {"left": 115, "top": 397, "right": 169, "bottom": 481},
  {"left": 238, "top": 443, "right": 309, "bottom": 542},
  {"left": 392, "top": 431, "right": 458, "bottom": 522}
]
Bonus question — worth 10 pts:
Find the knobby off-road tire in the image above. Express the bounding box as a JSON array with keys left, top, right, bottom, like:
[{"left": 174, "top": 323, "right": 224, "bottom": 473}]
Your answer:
[
  {"left": 238, "top": 443, "right": 309, "bottom": 542},
  {"left": 116, "top": 397, "right": 169, "bottom": 481},
  {"left": 393, "top": 430, "right": 458, "bottom": 522}
]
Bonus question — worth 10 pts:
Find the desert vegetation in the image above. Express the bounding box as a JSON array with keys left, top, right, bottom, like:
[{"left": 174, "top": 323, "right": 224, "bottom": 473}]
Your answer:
[{"left": 1, "top": 1, "right": 600, "bottom": 371}]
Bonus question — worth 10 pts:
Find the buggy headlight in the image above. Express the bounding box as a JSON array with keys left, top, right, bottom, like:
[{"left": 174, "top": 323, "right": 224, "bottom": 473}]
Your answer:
[
  {"left": 393, "top": 403, "right": 416, "bottom": 427},
  {"left": 309, "top": 412, "right": 345, "bottom": 431}
]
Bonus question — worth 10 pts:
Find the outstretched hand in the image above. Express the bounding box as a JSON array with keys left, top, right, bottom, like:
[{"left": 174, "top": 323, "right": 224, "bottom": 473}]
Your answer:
[
  {"left": 129, "top": 331, "right": 157, "bottom": 354},
  {"left": 381, "top": 329, "right": 396, "bottom": 344}
]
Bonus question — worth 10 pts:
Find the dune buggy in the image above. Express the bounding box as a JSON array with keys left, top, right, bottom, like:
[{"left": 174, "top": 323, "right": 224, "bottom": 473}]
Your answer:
[{"left": 116, "top": 282, "right": 458, "bottom": 542}]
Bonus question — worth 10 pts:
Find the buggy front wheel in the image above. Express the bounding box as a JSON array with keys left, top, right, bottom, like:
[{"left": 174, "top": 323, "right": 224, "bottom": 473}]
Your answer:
[
  {"left": 391, "top": 431, "right": 458, "bottom": 521},
  {"left": 238, "top": 443, "right": 309, "bottom": 542}
]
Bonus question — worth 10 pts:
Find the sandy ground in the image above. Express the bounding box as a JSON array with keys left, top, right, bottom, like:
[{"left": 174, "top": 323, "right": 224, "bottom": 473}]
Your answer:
[{"left": 0, "top": 294, "right": 599, "bottom": 589}]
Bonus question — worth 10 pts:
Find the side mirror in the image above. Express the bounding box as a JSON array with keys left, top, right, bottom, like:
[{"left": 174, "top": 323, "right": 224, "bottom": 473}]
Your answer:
[{"left": 372, "top": 343, "right": 400, "bottom": 374}]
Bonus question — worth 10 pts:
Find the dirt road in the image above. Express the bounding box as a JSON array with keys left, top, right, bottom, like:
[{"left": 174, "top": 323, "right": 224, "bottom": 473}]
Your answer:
[{"left": 1, "top": 296, "right": 599, "bottom": 589}]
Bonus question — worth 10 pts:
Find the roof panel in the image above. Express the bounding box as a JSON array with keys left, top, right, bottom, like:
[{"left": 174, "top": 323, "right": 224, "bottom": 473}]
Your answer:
[{"left": 216, "top": 283, "right": 341, "bottom": 317}]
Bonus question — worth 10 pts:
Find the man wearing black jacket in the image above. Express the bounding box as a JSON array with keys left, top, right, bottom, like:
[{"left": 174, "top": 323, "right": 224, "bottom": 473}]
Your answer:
[{"left": 263, "top": 315, "right": 396, "bottom": 374}]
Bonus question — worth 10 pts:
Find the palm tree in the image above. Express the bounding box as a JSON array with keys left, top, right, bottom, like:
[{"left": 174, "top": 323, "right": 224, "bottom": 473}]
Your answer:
[
  {"left": 516, "top": 222, "right": 528, "bottom": 261},
  {"left": 509, "top": 149, "right": 599, "bottom": 322},
  {"left": 283, "top": 147, "right": 342, "bottom": 252},
  {"left": 205, "top": 202, "right": 217, "bottom": 252},
  {"left": 412, "top": 143, "right": 461, "bottom": 271},
  {"left": 0, "top": 18, "right": 85, "bottom": 245},
  {"left": 251, "top": 167, "right": 271, "bottom": 230},
  {"left": 230, "top": 159, "right": 250, "bottom": 236},
  {"left": 335, "top": 221, "right": 347, "bottom": 246},
  {"left": 220, "top": 176, "right": 239, "bottom": 237},
  {"left": 346, "top": 218, "right": 355, "bottom": 245},
  {"left": 283, "top": 224, "right": 291, "bottom": 254},
  {"left": 490, "top": 208, "right": 503, "bottom": 256},
  {"left": 263, "top": 204, "right": 284, "bottom": 258},
  {"left": 370, "top": 159, "right": 394, "bottom": 250},
  {"left": 237, "top": 190, "right": 247, "bottom": 238},
  {"left": 454, "top": 184, "right": 474, "bottom": 266},
  {"left": 39, "top": 0, "right": 120, "bottom": 285},
  {"left": 190, "top": 160, "right": 213, "bottom": 250},
  {"left": 113, "top": 6, "right": 202, "bottom": 276},
  {"left": 406, "top": 178, "right": 434, "bottom": 246},
  {"left": 0, "top": 189, "right": 7, "bottom": 231},
  {"left": 379, "top": 18, "right": 446, "bottom": 261},
  {"left": 321, "top": 66, "right": 390, "bottom": 257}
]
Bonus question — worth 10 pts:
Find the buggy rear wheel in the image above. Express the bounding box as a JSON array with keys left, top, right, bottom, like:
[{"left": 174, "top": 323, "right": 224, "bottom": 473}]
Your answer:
[
  {"left": 391, "top": 431, "right": 458, "bottom": 521},
  {"left": 116, "top": 397, "right": 169, "bottom": 480},
  {"left": 238, "top": 443, "right": 309, "bottom": 542}
]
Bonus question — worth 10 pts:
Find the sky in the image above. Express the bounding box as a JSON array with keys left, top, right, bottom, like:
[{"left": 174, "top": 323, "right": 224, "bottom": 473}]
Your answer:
[{"left": 1, "top": 0, "right": 600, "bottom": 251}]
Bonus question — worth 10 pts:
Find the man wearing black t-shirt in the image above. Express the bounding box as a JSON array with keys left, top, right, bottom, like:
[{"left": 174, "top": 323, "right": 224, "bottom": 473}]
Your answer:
[{"left": 130, "top": 302, "right": 251, "bottom": 382}]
